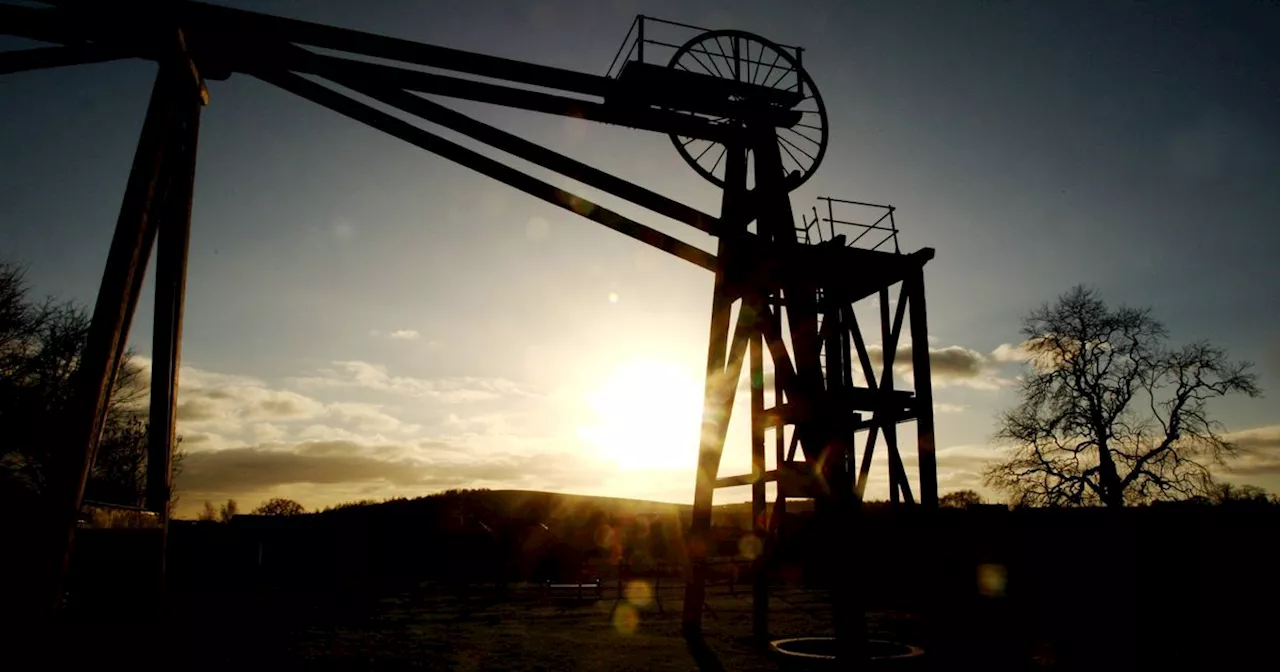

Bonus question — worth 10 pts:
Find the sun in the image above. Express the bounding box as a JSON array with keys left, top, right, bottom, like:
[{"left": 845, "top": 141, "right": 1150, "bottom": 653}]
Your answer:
[{"left": 577, "top": 359, "right": 704, "bottom": 469}]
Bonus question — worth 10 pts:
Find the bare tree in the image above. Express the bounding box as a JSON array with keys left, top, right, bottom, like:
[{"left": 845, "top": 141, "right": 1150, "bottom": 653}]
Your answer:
[
  {"left": 218, "top": 498, "right": 238, "bottom": 522},
  {"left": 253, "top": 497, "right": 305, "bottom": 516},
  {"left": 985, "top": 286, "right": 1261, "bottom": 507}
]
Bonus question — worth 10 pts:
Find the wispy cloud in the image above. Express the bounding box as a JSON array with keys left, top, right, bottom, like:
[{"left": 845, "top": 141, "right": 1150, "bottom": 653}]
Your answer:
[
  {"left": 369, "top": 328, "right": 440, "bottom": 346},
  {"left": 294, "top": 360, "right": 533, "bottom": 403},
  {"left": 867, "top": 343, "right": 1012, "bottom": 390},
  {"left": 326, "top": 401, "right": 421, "bottom": 434},
  {"left": 1222, "top": 425, "right": 1280, "bottom": 476},
  {"left": 332, "top": 218, "right": 355, "bottom": 240},
  {"left": 990, "top": 341, "right": 1035, "bottom": 363}
]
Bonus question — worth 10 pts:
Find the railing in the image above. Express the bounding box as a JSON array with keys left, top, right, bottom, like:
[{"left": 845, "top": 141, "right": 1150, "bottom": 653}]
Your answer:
[
  {"left": 605, "top": 15, "right": 805, "bottom": 90},
  {"left": 799, "top": 197, "right": 901, "bottom": 253}
]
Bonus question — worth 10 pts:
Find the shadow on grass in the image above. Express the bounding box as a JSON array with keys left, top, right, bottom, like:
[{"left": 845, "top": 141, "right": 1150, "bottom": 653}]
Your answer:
[{"left": 682, "top": 628, "right": 726, "bottom": 672}]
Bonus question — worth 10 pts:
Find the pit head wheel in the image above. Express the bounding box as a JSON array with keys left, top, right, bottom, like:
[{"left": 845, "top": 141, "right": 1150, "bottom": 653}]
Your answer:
[{"left": 667, "top": 30, "right": 828, "bottom": 191}]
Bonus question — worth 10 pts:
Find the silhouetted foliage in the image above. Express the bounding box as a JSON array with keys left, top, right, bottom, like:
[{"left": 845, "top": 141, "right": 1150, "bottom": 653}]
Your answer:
[
  {"left": 198, "top": 500, "right": 218, "bottom": 521},
  {"left": 0, "top": 262, "right": 184, "bottom": 509},
  {"left": 939, "top": 489, "right": 984, "bottom": 508},
  {"left": 219, "top": 498, "right": 239, "bottom": 522},
  {"left": 1212, "top": 483, "right": 1278, "bottom": 507},
  {"left": 320, "top": 498, "right": 386, "bottom": 512},
  {"left": 254, "top": 497, "right": 305, "bottom": 516},
  {"left": 985, "top": 286, "right": 1262, "bottom": 507}
]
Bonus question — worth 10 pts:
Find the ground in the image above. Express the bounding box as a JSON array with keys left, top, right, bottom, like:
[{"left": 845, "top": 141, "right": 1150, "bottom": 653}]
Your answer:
[{"left": 43, "top": 584, "right": 944, "bottom": 671}]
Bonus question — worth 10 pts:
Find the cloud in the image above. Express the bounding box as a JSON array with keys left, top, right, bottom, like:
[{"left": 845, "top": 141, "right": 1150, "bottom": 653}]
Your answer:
[
  {"left": 332, "top": 219, "right": 355, "bottom": 239},
  {"left": 175, "top": 440, "right": 605, "bottom": 508},
  {"left": 934, "top": 403, "right": 967, "bottom": 414},
  {"left": 135, "top": 357, "right": 329, "bottom": 431},
  {"left": 1226, "top": 425, "right": 1280, "bottom": 452},
  {"left": 369, "top": 329, "right": 440, "bottom": 346},
  {"left": 134, "top": 358, "right": 434, "bottom": 447},
  {"left": 294, "top": 360, "right": 532, "bottom": 403},
  {"left": 177, "top": 385, "right": 325, "bottom": 425},
  {"left": 867, "top": 344, "right": 1010, "bottom": 390},
  {"left": 326, "top": 402, "right": 420, "bottom": 434},
  {"left": 250, "top": 423, "right": 286, "bottom": 443},
  {"left": 991, "top": 341, "right": 1034, "bottom": 363},
  {"left": 1222, "top": 426, "right": 1280, "bottom": 476},
  {"left": 729, "top": 342, "right": 1018, "bottom": 392}
]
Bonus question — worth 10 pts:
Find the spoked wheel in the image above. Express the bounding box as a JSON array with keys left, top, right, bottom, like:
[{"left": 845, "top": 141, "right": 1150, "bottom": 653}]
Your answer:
[{"left": 667, "top": 30, "right": 828, "bottom": 191}]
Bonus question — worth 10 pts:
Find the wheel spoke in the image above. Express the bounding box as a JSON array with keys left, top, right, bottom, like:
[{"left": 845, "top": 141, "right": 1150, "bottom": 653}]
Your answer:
[
  {"left": 763, "top": 60, "right": 791, "bottom": 90},
  {"left": 685, "top": 52, "right": 716, "bottom": 77},
  {"left": 670, "top": 32, "right": 824, "bottom": 188},
  {"left": 693, "top": 141, "right": 718, "bottom": 163},
  {"left": 710, "top": 35, "right": 732, "bottom": 79},
  {"left": 698, "top": 43, "right": 727, "bottom": 79},
  {"left": 783, "top": 126, "right": 821, "bottom": 145},
  {"left": 758, "top": 50, "right": 785, "bottom": 89},
  {"left": 778, "top": 137, "right": 806, "bottom": 172},
  {"left": 709, "top": 146, "right": 728, "bottom": 175},
  {"left": 778, "top": 134, "right": 816, "bottom": 161}
]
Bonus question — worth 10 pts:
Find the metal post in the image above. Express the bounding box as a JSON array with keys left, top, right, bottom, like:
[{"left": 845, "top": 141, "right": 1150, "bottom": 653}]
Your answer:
[
  {"left": 636, "top": 16, "right": 644, "bottom": 64},
  {"left": 683, "top": 143, "right": 749, "bottom": 636},
  {"left": 795, "top": 47, "right": 804, "bottom": 96},
  {"left": 880, "top": 287, "right": 900, "bottom": 506},
  {"left": 908, "top": 270, "right": 938, "bottom": 507},
  {"left": 827, "top": 197, "right": 836, "bottom": 241},
  {"left": 750, "top": 324, "right": 768, "bottom": 642},
  {"left": 145, "top": 87, "right": 203, "bottom": 614},
  {"left": 43, "top": 63, "right": 183, "bottom": 616}
]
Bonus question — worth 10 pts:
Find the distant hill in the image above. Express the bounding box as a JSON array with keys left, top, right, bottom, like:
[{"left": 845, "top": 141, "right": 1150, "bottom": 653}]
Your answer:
[{"left": 309, "top": 488, "right": 815, "bottom": 530}]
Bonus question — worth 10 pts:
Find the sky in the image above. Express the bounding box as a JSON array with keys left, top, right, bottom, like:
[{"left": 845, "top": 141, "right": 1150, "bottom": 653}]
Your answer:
[{"left": 2, "top": 0, "right": 1278, "bottom": 516}]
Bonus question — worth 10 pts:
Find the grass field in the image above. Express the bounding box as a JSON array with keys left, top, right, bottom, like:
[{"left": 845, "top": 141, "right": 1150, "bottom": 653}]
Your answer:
[{"left": 42, "top": 584, "right": 939, "bottom": 671}]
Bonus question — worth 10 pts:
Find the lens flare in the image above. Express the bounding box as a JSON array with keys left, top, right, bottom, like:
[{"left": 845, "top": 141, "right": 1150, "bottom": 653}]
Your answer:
[
  {"left": 624, "top": 580, "right": 653, "bottom": 607},
  {"left": 977, "top": 563, "right": 1007, "bottom": 597},
  {"left": 612, "top": 602, "right": 640, "bottom": 634}
]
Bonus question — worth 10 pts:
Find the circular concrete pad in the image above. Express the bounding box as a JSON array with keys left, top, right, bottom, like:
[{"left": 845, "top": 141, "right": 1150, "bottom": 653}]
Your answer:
[{"left": 770, "top": 637, "right": 924, "bottom": 669}]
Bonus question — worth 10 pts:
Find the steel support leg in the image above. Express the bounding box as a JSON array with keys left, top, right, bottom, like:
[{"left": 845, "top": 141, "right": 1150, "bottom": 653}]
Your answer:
[
  {"left": 43, "top": 65, "right": 183, "bottom": 616},
  {"left": 145, "top": 89, "right": 202, "bottom": 614}
]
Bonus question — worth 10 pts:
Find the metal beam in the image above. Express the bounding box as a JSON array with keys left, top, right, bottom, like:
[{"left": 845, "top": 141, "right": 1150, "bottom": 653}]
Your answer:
[
  {"left": 714, "top": 470, "right": 780, "bottom": 489},
  {"left": 255, "top": 69, "right": 717, "bottom": 271},
  {"left": 321, "top": 72, "right": 724, "bottom": 238},
  {"left": 46, "top": 59, "right": 181, "bottom": 615},
  {"left": 0, "top": 43, "right": 127, "bottom": 75},
  {"left": 143, "top": 88, "right": 200, "bottom": 618},
  {"left": 276, "top": 49, "right": 745, "bottom": 145},
  {"left": 176, "top": 0, "right": 612, "bottom": 96},
  {"left": 749, "top": 320, "right": 768, "bottom": 642},
  {"left": 146, "top": 97, "right": 199, "bottom": 517},
  {"left": 855, "top": 421, "right": 880, "bottom": 499},
  {"left": 683, "top": 144, "right": 748, "bottom": 636},
  {"left": 0, "top": 3, "right": 88, "bottom": 45}
]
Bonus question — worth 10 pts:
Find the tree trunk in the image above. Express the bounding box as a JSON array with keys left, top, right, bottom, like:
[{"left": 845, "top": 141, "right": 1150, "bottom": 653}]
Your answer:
[{"left": 1097, "top": 445, "right": 1125, "bottom": 507}]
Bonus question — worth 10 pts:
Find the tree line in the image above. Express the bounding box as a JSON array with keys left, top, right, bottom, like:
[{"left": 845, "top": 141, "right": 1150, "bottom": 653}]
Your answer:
[{"left": 195, "top": 496, "right": 308, "bottom": 520}]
